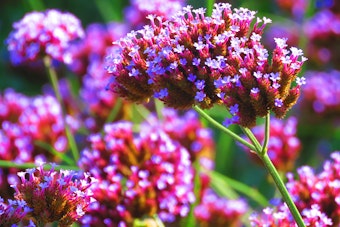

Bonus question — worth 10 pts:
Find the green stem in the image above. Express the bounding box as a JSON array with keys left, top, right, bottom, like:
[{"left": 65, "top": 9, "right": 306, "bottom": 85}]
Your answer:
[
  {"left": 261, "top": 114, "right": 270, "bottom": 154},
  {"left": 206, "top": 0, "right": 215, "bottom": 16},
  {"left": 260, "top": 153, "right": 305, "bottom": 227},
  {"left": 105, "top": 97, "right": 123, "bottom": 124},
  {"left": 0, "top": 160, "right": 79, "bottom": 170},
  {"left": 193, "top": 106, "right": 255, "bottom": 151},
  {"left": 43, "top": 56, "right": 79, "bottom": 162},
  {"left": 34, "top": 141, "right": 75, "bottom": 166}
]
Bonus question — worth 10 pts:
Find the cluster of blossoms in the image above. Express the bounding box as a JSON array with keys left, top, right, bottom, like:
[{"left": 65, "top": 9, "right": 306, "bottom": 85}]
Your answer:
[
  {"left": 242, "top": 117, "right": 301, "bottom": 172},
  {"left": 194, "top": 189, "right": 248, "bottom": 227},
  {"left": 303, "top": 9, "right": 340, "bottom": 68},
  {"left": 12, "top": 164, "right": 95, "bottom": 226},
  {"left": 6, "top": 9, "right": 84, "bottom": 65},
  {"left": 107, "top": 3, "right": 307, "bottom": 128},
  {"left": 78, "top": 120, "right": 197, "bottom": 226},
  {"left": 275, "top": 0, "right": 308, "bottom": 19},
  {"left": 298, "top": 70, "right": 340, "bottom": 123},
  {"left": 251, "top": 151, "right": 340, "bottom": 226},
  {"left": 0, "top": 90, "right": 79, "bottom": 199},
  {"left": 124, "top": 0, "right": 185, "bottom": 28},
  {"left": 0, "top": 197, "right": 32, "bottom": 226}
]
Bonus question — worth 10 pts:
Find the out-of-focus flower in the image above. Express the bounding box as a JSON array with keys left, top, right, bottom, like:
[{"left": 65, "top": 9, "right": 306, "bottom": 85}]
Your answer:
[
  {"left": 263, "top": 22, "right": 300, "bottom": 50},
  {"left": 252, "top": 151, "right": 340, "bottom": 226},
  {"left": 250, "top": 203, "right": 333, "bottom": 226},
  {"left": 194, "top": 189, "right": 248, "bottom": 227},
  {"left": 66, "top": 22, "right": 129, "bottom": 77},
  {"left": 298, "top": 70, "right": 340, "bottom": 123},
  {"left": 0, "top": 89, "right": 29, "bottom": 124},
  {"left": 80, "top": 60, "right": 131, "bottom": 132},
  {"left": 285, "top": 152, "right": 340, "bottom": 226},
  {"left": 242, "top": 117, "right": 301, "bottom": 172},
  {"left": 304, "top": 10, "right": 340, "bottom": 69},
  {"left": 6, "top": 9, "right": 84, "bottom": 65},
  {"left": 275, "top": 0, "right": 308, "bottom": 19},
  {"left": 79, "top": 121, "right": 195, "bottom": 226},
  {"left": 0, "top": 197, "right": 32, "bottom": 226},
  {"left": 18, "top": 95, "right": 80, "bottom": 160},
  {"left": 124, "top": 0, "right": 185, "bottom": 29},
  {"left": 107, "top": 3, "right": 307, "bottom": 128},
  {"left": 13, "top": 164, "right": 95, "bottom": 226}
]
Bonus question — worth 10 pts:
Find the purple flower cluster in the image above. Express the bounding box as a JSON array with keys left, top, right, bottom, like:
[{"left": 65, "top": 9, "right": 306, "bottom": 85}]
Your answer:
[
  {"left": 251, "top": 151, "right": 340, "bottom": 226},
  {"left": 6, "top": 9, "right": 84, "bottom": 65},
  {"left": 194, "top": 189, "right": 248, "bottom": 227},
  {"left": 0, "top": 197, "right": 32, "bottom": 226},
  {"left": 299, "top": 71, "right": 340, "bottom": 123},
  {"left": 124, "top": 0, "right": 185, "bottom": 28},
  {"left": 243, "top": 117, "right": 301, "bottom": 172},
  {"left": 78, "top": 120, "right": 196, "bottom": 226},
  {"left": 106, "top": 3, "right": 307, "bottom": 127},
  {"left": 12, "top": 164, "right": 95, "bottom": 226}
]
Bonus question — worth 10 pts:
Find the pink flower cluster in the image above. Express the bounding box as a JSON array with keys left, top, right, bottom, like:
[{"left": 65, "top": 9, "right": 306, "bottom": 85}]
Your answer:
[
  {"left": 78, "top": 120, "right": 198, "bottom": 226},
  {"left": 194, "top": 189, "right": 248, "bottom": 227},
  {"left": 0, "top": 197, "right": 32, "bottom": 226},
  {"left": 251, "top": 151, "right": 340, "bottom": 226},
  {"left": 107, "top": 3, "right": 307, "bottom": 127},
  {"left": 6, "top": 9, "right": 84, "bottom": 65},
  {"left": 12, "top": 164, "right": 95, "bottom": 226}
]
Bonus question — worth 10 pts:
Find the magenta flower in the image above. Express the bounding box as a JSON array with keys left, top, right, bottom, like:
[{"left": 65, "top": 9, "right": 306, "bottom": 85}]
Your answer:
[
  {"left": 242, "top": 117, "right": 301, "bottom": 172},
  {"left": 106, "top": 3, "right": 306, "bottom": 127},
  {"left": 194, "top": 189, "right": 248, "bottom": 227},
  {"left": 12, "top": 164, "right": 95, "bottom": 226},
  {"left": 6, "top": 9, "right": 84, "bottom": 65},
  {"left": 0, "top": 89, "right": 29, "bottom": 125},
  {"left": 78, "top": 121, "right": 195, "bottom": 226}
]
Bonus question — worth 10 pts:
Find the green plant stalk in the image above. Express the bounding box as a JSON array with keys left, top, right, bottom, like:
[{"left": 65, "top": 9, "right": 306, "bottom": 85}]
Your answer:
[
  {"left": 193, "top": 106, "right": 255, "bottom": 151},
  {"left": 206, "top": 0, "right": 215, "bottom": 16},
  {"left": 261, "top": 114, "right": 270, "bottom": 154},
  {"left": 105, "top": 97, "right": 123, "bottom": 124},
  {"left": 34, "top": 141, "right": 75, "bottom": 166},
  {"left": 0, "top": 160, "right": 79, "bottom": 170},
  {"left": 43, "top": 56, "right": 79, "bottom": 161},
  {"left": 193, "top": 106, "right": 305, "bottom": 227}
]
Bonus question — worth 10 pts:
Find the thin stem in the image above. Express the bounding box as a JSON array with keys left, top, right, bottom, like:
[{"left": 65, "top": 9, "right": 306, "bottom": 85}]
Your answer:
[
  {"left": 43, "top": 56, "right": 79, "bottom": 161},
  {"left": 260, "top": 153, "right": 305, "bottom": 227},
  {"left": 206, "top": 0, "right": 215, "bottom": 16},
  {"left": 193, "top": 106, "right": 255, "bottom": 151},
  {"left": 34, "top": 141, "right": 75, "bottom": 166},
  {"left": 241, "top": 127, "right": 262, "bottom": 152},
  {"left": 261, "top": 113, "right": 270, "bottom": 154},
  {"left": 0, "top": 160, "right": 79, "bottom": 170},
  {"left": 105, "top": 97, "right": 123, "bottom": 124}
]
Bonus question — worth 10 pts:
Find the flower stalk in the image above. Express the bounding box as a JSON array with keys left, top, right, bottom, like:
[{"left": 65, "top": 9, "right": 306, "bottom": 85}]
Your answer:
[
  {"left": 194, "top": 106, "right": 306, "bottom": 227},
  {"left": 43, "top": 56, "right": 79, "bottom": 161}
]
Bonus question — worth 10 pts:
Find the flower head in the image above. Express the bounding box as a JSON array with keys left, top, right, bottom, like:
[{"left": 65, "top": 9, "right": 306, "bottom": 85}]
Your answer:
[
  {"left": 6, "top": 9, "right": 84, "bottom": 65},
  {"left": 107, "top": 3, "right": 306, "bottom": 127},
  {"left": 78, "top": 120, "right": 195, "bottom": 226},
  {"left": 0, "top": 197, "right": 32, "bottom": 226},
  {"left": 13, "top": 164, "right": 94, "bottom": 226}
]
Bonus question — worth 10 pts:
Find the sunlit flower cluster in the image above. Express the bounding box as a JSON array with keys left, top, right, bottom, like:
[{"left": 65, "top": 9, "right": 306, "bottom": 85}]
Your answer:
[
  {"left": 6, "top": 9, "right": 84, "bottom": 65},
  {"left": 107, "top": 3, "right": 307, "bottom": 127},
  {"left": 0, "top": 197, "right": 32, "bottom": 226},
  {"left": 12, "top": 164, "right": 95, "bottom": 226}
]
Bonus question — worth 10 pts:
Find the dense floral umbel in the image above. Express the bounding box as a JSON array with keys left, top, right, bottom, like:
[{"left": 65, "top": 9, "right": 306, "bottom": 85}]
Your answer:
[
  {"left": 6, "top": 9, "right": 84, "bottom": 65},
  {"left": 107, "top": 3, "right": 307, "bottom": 127},
  {"left": 194, "top": 189, "right": 248, "bottom": 227},
  {"left": 304, "top": 10, "right": 340, "bottom": 69},
  {"left": 124, "top": 0, "right": 185, "bottom": 28},
  {"left": 13, "top": 164, "right": 95, "bottom": 226},
  {"left": 243, "top": 117, "right": 301, "bottom": 172},
  {"left": 298, "top": 71, "right": 340, "bottom": 123},
  {"left": 0, "top": 197, "right": 32, "bottom": 226},
  {"left": 78, "top": 121, "right": 195, "bottom": 226}
]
